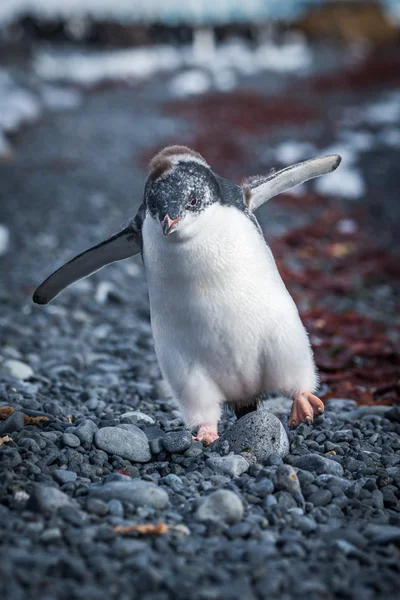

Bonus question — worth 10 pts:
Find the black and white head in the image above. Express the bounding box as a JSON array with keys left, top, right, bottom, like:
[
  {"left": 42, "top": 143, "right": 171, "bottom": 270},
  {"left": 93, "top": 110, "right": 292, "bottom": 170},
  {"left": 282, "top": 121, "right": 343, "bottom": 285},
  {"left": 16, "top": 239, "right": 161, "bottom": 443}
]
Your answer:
[
  {"left": 32, "top": 144, "right": 341, "bottom": 304},
  {"left": 145, "top": 145, "right": 237, "bottom": 241}
]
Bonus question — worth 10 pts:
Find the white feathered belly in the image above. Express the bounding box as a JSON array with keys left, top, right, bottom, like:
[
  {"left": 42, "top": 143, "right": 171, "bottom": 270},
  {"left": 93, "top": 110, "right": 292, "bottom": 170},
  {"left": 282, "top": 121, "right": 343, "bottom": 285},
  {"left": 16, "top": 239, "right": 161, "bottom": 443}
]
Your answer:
[{"left": 142, "top": 206, "right": 317, "bottom": 405}]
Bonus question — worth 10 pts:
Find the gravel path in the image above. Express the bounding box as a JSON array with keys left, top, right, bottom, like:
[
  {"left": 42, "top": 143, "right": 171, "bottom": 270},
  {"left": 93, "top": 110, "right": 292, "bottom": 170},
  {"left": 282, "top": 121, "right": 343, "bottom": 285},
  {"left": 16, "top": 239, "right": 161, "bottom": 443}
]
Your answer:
[{"left": 1, "top": 48, "right": 400, "bottom": 600}]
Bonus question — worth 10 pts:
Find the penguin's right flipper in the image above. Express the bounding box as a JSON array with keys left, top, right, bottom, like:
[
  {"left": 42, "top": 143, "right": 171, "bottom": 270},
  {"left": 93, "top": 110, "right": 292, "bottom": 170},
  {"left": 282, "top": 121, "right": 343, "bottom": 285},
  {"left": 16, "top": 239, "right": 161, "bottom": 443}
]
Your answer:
[{"left": 33, "top": 222, "right": 142, "bottom": 305}]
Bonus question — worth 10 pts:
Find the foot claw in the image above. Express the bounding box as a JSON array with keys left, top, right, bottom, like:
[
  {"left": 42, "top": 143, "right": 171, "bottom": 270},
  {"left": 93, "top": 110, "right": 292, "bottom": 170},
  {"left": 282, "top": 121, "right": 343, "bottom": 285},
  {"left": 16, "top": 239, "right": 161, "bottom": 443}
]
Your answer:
[
  {"left": 193, "top": 424, "right": 219, "bottom": 445},
  {"left": 289, "top": 392, "right": 324, "bottom": 428}
]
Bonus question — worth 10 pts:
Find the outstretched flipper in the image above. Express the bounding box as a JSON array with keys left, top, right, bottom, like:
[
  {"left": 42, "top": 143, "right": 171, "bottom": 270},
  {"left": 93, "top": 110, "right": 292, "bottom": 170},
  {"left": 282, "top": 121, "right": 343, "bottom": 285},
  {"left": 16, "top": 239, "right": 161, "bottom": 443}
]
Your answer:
[
  {"left": 243, "top": 154, "right": 341, "bottom": 212},
  {"left": 33, "top": 218, "right": 142, "bottom": 305}
]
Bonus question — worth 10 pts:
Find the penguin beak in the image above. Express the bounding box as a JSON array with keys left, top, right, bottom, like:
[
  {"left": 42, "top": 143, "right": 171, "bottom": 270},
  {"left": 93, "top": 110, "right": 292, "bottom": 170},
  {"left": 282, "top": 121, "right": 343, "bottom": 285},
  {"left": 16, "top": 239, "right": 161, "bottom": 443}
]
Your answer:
[{"left": 161, "top": 214, "right": 180, "bottom": 236}]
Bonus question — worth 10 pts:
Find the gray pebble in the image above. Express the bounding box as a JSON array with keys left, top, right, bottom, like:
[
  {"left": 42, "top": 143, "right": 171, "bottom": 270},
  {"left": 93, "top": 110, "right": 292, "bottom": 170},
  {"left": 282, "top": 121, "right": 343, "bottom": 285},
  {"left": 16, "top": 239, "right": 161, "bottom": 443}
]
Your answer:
[
  {"left": 62, "top": 433, "right": 81, "bottom": 448},
  {"left": 206, "top": 454, "right": 249, "bottom": 478},
  {"left": 150, "top": 437, "right": 164, "bottom": 455},
  {"left": 292, "top": 454, "right": 344, "bottom": 477},
  {"left": 2, "top": 359, "right": 34, "bottom": 380},
  {"left": 196, "top": 489, "right": 244, "bottom": 525},
  {"left": 0, "top": 411, "right": 24, "bottom": 434},
  {"left": 308, "top": 489, "right": 333, "bottom": 507},
  {"left": 52, "top": 469, "right": 77, "bottom": 485},
  {"left": 324, "top": 398, "right": 358, "bottom": 412},
  {"left": 88, "top": 476, "right": 168, "bottom": 509},
  {"left": 222, "top": 409, "right": 289, "bottom": 463},
  {"left": 86, "top": 497, "right": 108, "bottom": 516},
  {"left": 161, "top": 430, "right": 192, "bottom": 453},
  {"left": 107, "top": 499, "right": 124, "bottom": 517},
  {"left": 94, "top": 426, "right": 151, "bottom": 463},
  {"left": 274, "top": 465, "right": 304, "bottom": 506},
  {"left": 72, "top": 419, "right": 98, "bottom": 449},
  {"left": 27, "top": 484, "right": 76, "bottom": 512}
]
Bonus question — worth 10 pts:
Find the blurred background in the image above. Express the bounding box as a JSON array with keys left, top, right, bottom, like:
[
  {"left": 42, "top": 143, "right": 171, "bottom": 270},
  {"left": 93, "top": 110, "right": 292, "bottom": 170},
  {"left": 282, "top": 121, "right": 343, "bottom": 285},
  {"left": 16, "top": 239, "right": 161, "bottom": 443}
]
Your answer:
[{"left": 0, "top": 0, "right": 399, "bottom": 407}]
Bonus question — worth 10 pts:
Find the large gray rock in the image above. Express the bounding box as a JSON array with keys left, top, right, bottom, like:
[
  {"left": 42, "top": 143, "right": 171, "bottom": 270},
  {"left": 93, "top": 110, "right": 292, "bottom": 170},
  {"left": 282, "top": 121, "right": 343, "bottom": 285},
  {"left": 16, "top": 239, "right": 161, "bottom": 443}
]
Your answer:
[
  {"left": 94, "top": 426, "right": 151, "bottom": 462},
  {"left": 206, "top": 455, "right": 249, "bottom": 478},
  {"left": 223, "top": 409, "right": 289, "bottom": 463},
  {"left": 88, "top": 476, "right": 168, "bottom": 509},
  {"left": 196, "top": 490, "right": 244, "bottom": 525}
]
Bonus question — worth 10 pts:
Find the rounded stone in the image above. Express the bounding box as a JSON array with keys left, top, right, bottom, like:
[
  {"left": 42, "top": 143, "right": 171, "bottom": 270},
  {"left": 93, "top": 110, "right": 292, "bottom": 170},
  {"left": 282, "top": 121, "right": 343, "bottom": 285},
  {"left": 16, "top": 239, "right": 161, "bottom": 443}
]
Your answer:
[
  {"left": 2, "top": 359, "right": 34, "bottom": 380},
  {"left": 162, "top": 430, "right": 192, "bottom": 453},
  {"left": 206, "top": 455, "right": 249, "bottom": 478},
  {"left": 195, "top": 489, "right": 244, "bottom": 525},
  {"left": 292, "top": 454, "right": 344, "bottom": 477},
  {"left": 62, "top": 433, "right": 81, "bottom": 448},
  {"left": 94, "top": 426, "right": 151, "bottom": 463},
  {"left": 223, "top": 409, "right": 289, "bottom": 463},
  {"left": 0, "top": 411, "right": 25, "bottom": 434},
  {"left": 88, "top": 477, "right": 168, "bottom": 509}
]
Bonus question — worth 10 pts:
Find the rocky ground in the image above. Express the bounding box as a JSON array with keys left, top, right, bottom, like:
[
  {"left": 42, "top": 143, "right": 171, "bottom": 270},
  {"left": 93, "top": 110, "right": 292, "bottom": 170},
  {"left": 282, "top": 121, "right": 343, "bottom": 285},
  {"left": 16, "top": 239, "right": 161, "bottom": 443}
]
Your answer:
[{"left": 0, "top": 38, "right": 400, "bottom": 600}]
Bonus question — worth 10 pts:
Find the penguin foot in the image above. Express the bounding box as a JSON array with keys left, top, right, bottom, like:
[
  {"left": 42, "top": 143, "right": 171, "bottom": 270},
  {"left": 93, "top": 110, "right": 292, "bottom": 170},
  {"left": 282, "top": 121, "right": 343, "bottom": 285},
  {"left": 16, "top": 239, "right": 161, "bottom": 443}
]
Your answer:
[
  {"left": 289, "top": 392, "right": 324, "bottom": 429},
  {"left": 193, "top": 423, "right": 219, "bottom": 445}
]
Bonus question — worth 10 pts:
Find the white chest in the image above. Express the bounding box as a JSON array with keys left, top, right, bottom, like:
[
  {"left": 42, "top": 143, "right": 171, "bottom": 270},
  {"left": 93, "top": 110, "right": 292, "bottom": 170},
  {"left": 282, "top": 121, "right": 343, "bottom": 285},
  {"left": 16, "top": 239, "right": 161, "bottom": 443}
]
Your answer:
[{"left": 141, "top": 205, "right": 303, "bottom": 400}]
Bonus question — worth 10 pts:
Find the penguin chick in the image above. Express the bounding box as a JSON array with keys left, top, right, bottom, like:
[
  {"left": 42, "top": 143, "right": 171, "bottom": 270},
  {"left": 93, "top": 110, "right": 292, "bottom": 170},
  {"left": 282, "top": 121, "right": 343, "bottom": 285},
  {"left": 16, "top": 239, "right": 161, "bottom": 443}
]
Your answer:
[{"left": 33, "top": 145, "right": 341, "bottom": 444}]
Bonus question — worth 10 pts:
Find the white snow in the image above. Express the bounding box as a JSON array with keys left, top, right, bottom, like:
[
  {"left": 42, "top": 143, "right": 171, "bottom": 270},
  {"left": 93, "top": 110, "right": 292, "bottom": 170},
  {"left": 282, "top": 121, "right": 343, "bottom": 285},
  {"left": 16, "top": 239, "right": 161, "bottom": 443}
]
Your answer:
[
  {"left": 34, "top": 36, "right": 312, "bottom": 90},
  {"left": 40, "top": 85, "right": 82, "bottom": 110},
  {"left": 0, "top": 224, "right": 10, "bottom": 256},
  {"left": 315, "top": 165, "right": 365, "bottom": 200},
  {"left": 34, "top": 46, "right": 182, "bottom": 85},
  {"left": 378, "top": 128, "right": 400, "bottom": 148},
  {"left": 336, "top": 218, "right": 358, "bottom": 234},
  {"left": 274, "top": 141, "right": 316, "bottom": 164},
  {"left": 363, "top": 92, "right": 400, "bottom": 125},
  {"left": 169, "top": 70, "right": 211, "bottom": 97}
]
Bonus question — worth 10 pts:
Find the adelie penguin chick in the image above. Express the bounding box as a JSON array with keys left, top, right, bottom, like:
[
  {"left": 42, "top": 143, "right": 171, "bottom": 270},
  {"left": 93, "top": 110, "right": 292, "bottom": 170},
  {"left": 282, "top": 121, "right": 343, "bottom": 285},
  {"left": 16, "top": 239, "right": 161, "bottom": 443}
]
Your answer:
[{"left": 33, "top": 146, "right": 341, "bottom": 444}]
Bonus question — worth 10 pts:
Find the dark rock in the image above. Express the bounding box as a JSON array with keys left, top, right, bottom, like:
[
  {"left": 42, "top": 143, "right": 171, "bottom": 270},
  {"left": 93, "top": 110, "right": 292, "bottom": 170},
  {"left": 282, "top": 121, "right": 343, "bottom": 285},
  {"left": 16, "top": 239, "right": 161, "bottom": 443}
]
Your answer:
[
  {"left": 52, "top": 469, "right": 77, "bottom": 485},
  {"left": 222, "top": 410, "right": 289, "bottom": 463},
  {"left": 161, "top": 430, "right": 192, "bottom": 453}
]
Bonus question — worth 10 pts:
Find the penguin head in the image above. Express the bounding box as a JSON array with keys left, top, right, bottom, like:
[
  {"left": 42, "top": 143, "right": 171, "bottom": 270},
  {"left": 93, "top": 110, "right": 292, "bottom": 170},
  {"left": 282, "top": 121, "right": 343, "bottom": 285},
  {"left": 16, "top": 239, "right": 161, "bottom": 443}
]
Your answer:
[{"left": 145, "top": 146, "right": 222, "bottom": 240}]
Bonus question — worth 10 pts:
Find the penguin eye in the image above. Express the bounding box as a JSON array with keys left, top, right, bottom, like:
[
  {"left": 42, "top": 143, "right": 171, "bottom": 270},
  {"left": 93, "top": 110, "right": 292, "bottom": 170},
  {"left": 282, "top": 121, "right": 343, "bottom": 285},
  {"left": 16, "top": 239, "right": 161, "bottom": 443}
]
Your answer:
[{"left": 188, "top": 197, "right": 198, "bottom": 208}]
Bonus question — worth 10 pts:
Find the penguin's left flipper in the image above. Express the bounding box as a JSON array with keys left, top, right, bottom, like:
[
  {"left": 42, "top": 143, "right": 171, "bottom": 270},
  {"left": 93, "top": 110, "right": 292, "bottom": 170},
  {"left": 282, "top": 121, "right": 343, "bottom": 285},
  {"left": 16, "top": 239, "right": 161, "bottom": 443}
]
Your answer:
[
  {"left": 289, "top": 391, "right": 324, "bottom": 429},
  {"left": 243, "top": 154, "right": 342, "bottom": 212},
  {"left": 33, "top": 223, "right": 141, "bottom": 305}
]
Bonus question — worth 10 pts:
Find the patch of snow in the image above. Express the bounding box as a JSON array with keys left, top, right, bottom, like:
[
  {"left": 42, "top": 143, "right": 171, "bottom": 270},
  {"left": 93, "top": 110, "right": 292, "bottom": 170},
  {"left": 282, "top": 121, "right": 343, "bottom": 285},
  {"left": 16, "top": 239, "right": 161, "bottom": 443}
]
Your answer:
[
  {"left": 169, "top": 69, "right": 211, "bottom": 97},
  {"left": 274, "top": 141, "right": 316, "bottom": 164},
  {"left": 95, "top": 281, "right": 115, "bottom": 304},
  {"left": 378, "top": 128, "right": 400, "bottom": 148},
  {"left": 213, "top": 68, "right": 236, "bottom": 91},
  {"left": 340, "top": 130, "right": 374, "bottom": 152},
  {"left": 363, "top": 92, "right": 400, "bottom": 125},
  {"left": 315, "top": 165, "right": 365, "bottom": 200},
  {"left": 336, "top": 218, "right": 358, "bottom": 234},
  {"left": 34, "top": 46, "right": 182, "bottom": 85},
  {"left": 34, "top": 35, "right": 312, "bottom": 91},
  {"left": 255, "top": 35, "right": 312, "bottom": 73},
  {"left": 0, "top": 224, "right": 10, "bottom": 256},
  {"left": 40, "top": 85, "right": 82, "bottom": 110}
]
